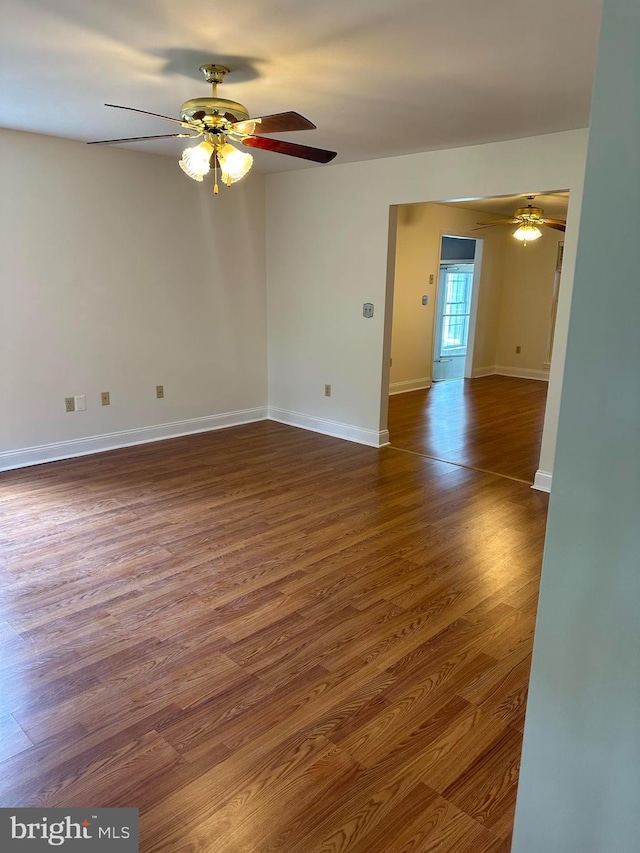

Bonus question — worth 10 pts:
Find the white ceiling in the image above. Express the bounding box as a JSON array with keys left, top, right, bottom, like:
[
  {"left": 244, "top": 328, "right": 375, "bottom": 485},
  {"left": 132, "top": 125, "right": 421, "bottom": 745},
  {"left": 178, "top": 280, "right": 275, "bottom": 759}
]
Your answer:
[{"left": 1, "top": 0, "right": 602, "bottom": 173}]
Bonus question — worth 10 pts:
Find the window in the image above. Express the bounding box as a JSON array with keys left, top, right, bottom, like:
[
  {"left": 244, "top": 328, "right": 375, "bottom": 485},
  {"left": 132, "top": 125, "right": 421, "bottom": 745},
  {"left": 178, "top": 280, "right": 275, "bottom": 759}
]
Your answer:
[{"left": 439, "top": 267, "right": 474, "bottom": 358}]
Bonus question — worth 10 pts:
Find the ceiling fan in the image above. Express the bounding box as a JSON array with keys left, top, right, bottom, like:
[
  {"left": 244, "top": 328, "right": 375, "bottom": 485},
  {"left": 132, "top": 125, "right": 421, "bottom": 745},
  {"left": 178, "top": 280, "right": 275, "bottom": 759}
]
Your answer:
[
  {"left": 474, "top": 196, "right": 566, "bottom": 245},
  {"left": 88, "top": 64, "right": 337, "bottom": 192}
]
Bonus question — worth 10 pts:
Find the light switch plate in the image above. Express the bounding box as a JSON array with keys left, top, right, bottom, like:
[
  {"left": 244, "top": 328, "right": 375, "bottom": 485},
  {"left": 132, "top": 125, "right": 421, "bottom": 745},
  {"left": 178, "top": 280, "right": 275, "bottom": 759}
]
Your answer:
[{"left": 363, "top": 303, "right": 374, "bottom": 318}]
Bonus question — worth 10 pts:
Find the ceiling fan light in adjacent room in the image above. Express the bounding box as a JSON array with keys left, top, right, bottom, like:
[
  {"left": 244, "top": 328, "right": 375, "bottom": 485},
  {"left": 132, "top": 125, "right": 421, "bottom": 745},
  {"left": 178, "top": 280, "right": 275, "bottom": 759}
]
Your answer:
[
  {"left": 179, "top": 140, "right": 215, "bottom": 181},
  {"left": 216, "top": 143, "right": 253, "bottom": 185},
  {"left": 513, "top": 223, "right": 543, "bottom": 243}
]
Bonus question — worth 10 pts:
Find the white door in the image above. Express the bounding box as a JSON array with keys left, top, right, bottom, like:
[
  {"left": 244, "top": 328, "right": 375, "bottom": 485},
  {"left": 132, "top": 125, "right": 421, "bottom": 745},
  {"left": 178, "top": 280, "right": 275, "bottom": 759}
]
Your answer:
[{"left": 433, "top": 264, "right": 474, "bottom": 382}]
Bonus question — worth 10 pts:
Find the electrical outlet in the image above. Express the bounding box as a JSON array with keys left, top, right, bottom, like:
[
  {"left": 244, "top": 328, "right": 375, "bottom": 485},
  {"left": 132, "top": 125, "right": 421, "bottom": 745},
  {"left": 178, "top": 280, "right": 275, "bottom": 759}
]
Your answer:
[
  {"left": 516, "top": 345, "right": 522, "bottom": 354},
  {"left": 101, "top": 391, "right": 110, "bottom": 406},
  {"left": 65, "top": 397, "right": 75, "bottom": 413},
  {"left": 324, "top": 384, "right": 331, "bottom": 397},
  {"left": 156, "top": 385, "right": 164, "bottom": 399}
]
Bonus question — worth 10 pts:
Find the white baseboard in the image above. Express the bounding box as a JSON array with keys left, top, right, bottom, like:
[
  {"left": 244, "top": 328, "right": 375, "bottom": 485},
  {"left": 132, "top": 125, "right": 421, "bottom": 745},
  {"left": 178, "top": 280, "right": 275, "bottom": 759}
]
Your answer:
[
  {"left": 494, "top": 365, "right": 550, "bottom": 381},
  {"left": 268, "top": 407, "right": 389, "bottom": 448},
  {"left": 472, "top": 365, "right": 549, "bottom": 381},
  {"left": 389, "top": 378, "right": 431, "bottom": 395},
  {"left": 0, "top": 407, "right": 268, "bottom": 472},
  {"left": 472, "top": 366, "right": 496, "bottom": 378},
  {"left": 532, "top": 469, "right": 553, "bottom": 492}
]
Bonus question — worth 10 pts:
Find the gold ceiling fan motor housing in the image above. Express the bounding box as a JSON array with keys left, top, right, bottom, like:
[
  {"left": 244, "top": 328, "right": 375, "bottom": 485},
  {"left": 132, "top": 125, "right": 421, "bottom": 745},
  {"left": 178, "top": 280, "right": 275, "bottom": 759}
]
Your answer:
[
  {"left": 180, "top": 65, "right": 251, "bottom": 128},
  {"left": 513, "top": 206, "right": 545, "bottom": 222}
]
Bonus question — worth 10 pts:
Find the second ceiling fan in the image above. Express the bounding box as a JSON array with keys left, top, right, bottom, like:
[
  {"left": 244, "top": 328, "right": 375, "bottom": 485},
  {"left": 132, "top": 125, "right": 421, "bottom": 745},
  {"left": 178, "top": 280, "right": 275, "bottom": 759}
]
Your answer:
[{"left": 474, "top": 196, "right": 566, "bottom": 245}]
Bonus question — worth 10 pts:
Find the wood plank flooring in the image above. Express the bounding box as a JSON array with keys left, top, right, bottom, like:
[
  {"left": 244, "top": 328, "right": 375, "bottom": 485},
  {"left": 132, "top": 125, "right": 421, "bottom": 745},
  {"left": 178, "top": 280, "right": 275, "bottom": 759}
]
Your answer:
[
  {"left": 388, "top": 376, "right": 549, "bottom": 483},
  {"left": 0, "top": 421, "right": 548, "bottom": 851}
]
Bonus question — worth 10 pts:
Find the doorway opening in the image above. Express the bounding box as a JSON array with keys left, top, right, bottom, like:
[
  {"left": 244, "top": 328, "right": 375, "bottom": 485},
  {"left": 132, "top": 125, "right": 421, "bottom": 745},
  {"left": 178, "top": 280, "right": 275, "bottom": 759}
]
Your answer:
[
  {"left": 433, "top": 235, "right": 478, "bottom": 382},
  {"left": 385, "top": 192, "right": 569, "bottom": 484}
]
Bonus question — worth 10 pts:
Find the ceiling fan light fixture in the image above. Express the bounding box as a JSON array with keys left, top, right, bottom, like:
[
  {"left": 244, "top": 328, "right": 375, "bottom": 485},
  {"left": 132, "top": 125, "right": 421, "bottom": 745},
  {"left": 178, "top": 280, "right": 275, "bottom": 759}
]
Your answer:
[
  {"left": 216, "top": 142, "right": 253, "bottom": 185},
  {"left": 513, "top": 223, "right": 543, "bottom": 245},
  {"left": 179, "top": 140, "right": 215, "bottom": 181}
]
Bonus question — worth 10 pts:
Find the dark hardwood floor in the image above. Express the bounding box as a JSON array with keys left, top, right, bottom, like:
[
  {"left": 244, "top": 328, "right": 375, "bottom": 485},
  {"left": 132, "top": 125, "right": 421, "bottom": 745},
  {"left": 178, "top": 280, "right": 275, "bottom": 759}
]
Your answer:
[
  {"left": 388, "top": 375, "right": 549, "bottom": 483},
  {"left": 0, "top": 421, "right": 548, "bottom": 851}
]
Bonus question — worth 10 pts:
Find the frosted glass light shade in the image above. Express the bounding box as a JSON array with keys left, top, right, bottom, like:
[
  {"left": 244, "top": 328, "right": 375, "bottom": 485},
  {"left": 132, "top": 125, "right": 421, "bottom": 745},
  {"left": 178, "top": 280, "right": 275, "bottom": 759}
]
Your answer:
[
  {"left": 217, "top": 143, "right": 253, "bottom": 184},
  {"left": 513, "top": 223, "right": 542, "bottom": 242},
  {"left": 179, "top": 141, "right": 214, "bottom": 181}
]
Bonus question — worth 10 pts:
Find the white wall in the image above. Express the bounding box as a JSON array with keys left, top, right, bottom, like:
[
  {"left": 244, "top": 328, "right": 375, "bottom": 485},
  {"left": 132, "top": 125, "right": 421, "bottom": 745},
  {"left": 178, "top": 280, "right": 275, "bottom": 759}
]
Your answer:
[
  {"left": 266, "top": 130, "right": 587, "bottom": 471},
  {"left": 494, "top": 225, "right": 563, "bottom": 378},
  {"left": 0, "top": 129, "right": 267, "bottom": 467},
  {"left": 535, "top": 179, "right": 584, "bottom": 488},
  {"left": 513, "top": 0, "right": 640, "bottom": 849}
]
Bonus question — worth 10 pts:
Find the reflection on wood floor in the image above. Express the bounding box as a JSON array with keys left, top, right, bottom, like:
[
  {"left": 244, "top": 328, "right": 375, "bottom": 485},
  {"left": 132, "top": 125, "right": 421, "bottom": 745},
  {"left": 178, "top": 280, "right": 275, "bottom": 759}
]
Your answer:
[
  {"left": 388, "top": 376, "right": 549, "bottom": 483},
  {"left": 0, "top": 420, "right": 548, "bottom": 851}
]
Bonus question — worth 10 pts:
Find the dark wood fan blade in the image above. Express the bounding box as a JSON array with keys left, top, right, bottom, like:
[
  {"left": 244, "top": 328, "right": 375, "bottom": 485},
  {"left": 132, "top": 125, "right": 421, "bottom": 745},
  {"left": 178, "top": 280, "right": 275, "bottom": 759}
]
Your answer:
[
  {"left": 88, "top": 133, "right": 194, "bottom": 145},
  {"left": 104, "top": 104, "right": 189, "bottom": 127},
  {"left": 473, "top": 219, "right": 516, "bottom": 229},
  {"left": 242, "top": 135, "right": 336, "bottom": 163},
  {"left": 545, "top": 222, "right": 566, "bottom": 232},
  {"left": 543, "top": 218, "right": 567, "bottom": 226},
  {"left": 230, "top": 111, "right": 316, "bottom": 135}
]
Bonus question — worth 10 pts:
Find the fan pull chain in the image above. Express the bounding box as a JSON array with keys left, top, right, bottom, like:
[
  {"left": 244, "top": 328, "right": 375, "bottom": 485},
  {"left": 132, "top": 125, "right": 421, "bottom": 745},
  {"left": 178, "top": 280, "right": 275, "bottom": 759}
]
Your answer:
[{"left": 213, "top": 154, "right": 219, "bottom": 194}]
